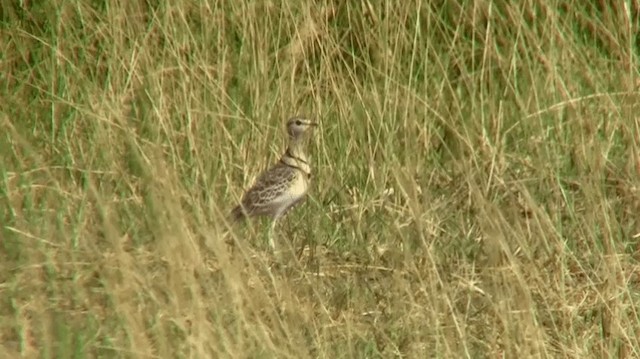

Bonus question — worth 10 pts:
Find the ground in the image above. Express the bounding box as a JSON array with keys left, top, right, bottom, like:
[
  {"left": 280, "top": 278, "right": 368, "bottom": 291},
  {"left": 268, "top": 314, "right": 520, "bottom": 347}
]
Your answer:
[{"left": 2, "top": 1, "right": 640, "bottom": 358}]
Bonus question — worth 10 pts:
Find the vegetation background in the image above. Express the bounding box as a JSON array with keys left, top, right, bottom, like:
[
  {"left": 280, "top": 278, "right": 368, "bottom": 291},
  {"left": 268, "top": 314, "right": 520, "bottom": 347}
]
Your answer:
[{"left": 2, "top": 1, "right": 640, "bottom": 357}]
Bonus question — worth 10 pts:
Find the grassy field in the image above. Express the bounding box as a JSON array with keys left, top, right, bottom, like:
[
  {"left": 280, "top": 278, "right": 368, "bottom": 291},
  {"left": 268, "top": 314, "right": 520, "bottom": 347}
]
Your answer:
[{"left": 2, "top": 1, "right": 640, "bottom": 357}]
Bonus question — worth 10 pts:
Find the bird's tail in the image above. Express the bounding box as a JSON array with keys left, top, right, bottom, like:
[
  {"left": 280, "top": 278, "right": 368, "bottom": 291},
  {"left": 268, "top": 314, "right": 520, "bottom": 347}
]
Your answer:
[{"left": 229, "top": 205, "right": 247, "bottom": 223}]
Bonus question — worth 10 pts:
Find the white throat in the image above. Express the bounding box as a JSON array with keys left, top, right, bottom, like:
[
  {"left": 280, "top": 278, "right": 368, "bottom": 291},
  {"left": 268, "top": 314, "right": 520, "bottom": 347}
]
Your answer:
[{"left": 281, "top": 140, "right": 311, "bottom": 175}]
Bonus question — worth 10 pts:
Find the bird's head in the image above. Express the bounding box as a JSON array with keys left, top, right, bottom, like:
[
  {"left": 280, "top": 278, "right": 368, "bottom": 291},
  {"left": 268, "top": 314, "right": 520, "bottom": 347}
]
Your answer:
[{"left": 286, "top": 116, "right": 317, "bottom": 139}]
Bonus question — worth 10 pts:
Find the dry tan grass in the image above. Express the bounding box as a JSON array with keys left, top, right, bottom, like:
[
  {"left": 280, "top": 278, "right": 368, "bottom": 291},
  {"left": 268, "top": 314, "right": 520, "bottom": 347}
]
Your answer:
[{"left": 2, "top": 1, "right": 640, "bottom": 358}]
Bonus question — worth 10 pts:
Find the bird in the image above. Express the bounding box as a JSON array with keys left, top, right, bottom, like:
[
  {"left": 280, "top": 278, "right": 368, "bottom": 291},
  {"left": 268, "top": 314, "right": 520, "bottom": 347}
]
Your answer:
[{"left": 230, "top": 116, "right": 318, "bottom": 249}]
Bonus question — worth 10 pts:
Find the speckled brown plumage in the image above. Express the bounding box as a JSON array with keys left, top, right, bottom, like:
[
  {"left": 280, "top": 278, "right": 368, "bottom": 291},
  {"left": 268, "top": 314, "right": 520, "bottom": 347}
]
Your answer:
[{"left": 231, "top": 117, "right": 317, "bottom": 227}]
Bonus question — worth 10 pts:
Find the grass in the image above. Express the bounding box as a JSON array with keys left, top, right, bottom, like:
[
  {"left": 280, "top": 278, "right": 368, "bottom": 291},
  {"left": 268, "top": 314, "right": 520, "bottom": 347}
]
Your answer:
[{"left": 2, "top": 0, "right": 640, "bottom": 357}]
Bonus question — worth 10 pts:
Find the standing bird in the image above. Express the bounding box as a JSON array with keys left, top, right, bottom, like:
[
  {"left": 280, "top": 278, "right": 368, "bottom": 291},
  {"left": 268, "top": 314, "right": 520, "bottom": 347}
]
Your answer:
[{"left": 230, "top": 116, "right": 318, "bottom": 248}]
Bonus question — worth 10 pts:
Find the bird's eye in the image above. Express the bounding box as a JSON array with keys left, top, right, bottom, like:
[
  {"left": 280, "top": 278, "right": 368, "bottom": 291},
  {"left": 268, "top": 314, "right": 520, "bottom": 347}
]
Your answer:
[{"left": 295, "top": 120, "right": 302, "bottom": 126}]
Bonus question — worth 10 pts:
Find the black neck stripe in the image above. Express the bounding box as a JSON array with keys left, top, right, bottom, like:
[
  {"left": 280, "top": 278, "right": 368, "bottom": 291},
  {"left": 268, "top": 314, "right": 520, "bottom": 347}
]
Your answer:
[
  {"left": 279, "top": 159, "right": 309, "bottom": 174},
  {"left": 285, "top": 148, "right": 308, "bottom": 164}
]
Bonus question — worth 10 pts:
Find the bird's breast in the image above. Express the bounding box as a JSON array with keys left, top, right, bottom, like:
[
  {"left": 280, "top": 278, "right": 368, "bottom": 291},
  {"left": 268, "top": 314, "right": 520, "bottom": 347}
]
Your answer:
[{"left": 288, "top": 171, "right": 309, "bottom": 199}]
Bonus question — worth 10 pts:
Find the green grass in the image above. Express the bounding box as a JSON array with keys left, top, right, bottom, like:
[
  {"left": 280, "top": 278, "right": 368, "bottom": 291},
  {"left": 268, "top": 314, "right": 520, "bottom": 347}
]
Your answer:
[{"left": 2, "top": 0, "right": 640, "bottom": 357}]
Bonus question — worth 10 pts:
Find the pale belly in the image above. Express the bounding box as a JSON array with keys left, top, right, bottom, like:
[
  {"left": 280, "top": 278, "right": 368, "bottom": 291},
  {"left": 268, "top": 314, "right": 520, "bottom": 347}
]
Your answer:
[{"left": 271, "top": 174, "right": 309, "bottom": 218}]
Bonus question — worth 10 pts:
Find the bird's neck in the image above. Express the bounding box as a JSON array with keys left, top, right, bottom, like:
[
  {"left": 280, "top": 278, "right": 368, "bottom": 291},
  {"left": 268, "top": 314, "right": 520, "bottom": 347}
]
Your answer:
[{"left": 280, "top": 139, "right": 311, "bottom": 175}]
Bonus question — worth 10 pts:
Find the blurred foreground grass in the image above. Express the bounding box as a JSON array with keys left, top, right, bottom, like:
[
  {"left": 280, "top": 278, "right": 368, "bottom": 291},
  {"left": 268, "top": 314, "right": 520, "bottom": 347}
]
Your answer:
[{"left": 2, "top": 1, "right": 640, "bottom": 357}]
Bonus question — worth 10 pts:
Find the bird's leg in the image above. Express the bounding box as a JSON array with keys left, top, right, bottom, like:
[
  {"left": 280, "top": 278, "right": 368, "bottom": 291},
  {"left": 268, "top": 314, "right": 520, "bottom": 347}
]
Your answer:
[{"left": 267, "top": 219, "right": 277, "bottom": 250}]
